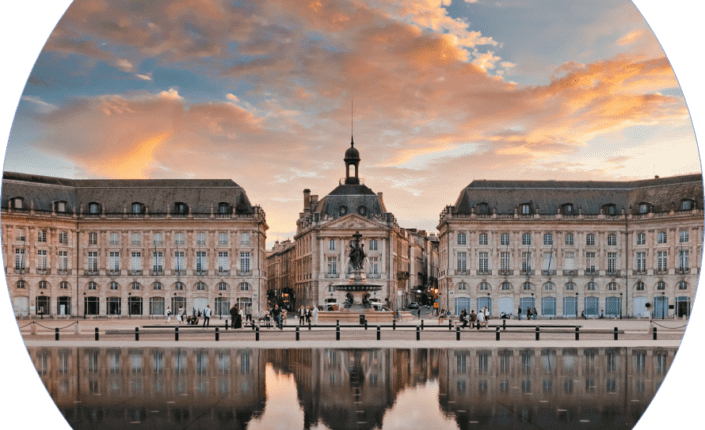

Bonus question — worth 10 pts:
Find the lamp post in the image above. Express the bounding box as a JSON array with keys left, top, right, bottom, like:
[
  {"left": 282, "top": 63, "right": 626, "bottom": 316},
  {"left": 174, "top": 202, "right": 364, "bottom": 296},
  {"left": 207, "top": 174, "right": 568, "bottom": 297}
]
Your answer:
[
  {"left": 619, "top": 292, "right": 623, "bottom": 319},
  {"left": 661, "top": 291, "right": 665, "bottom": 319},
  {"left": 531, "top": 292, "right": 535, "bottom": 319},
  {"left": 575, "top": 292, "right": 579, "bottom": 319}
]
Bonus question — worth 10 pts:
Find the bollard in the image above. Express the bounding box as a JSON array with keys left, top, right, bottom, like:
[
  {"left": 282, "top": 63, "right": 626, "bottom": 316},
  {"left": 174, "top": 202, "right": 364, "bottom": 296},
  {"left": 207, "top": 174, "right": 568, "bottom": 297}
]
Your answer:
[
  {"left": 55, "top": 327, "right": 59, "bottom": 341},
  {"left": 421, "top": 320, "right": 424, "bottom": 330},
  {"left": 74, "top": 322, "right": 80, "bottom": 335},
  {"left": 95, "top": 327, "right": 99, "bottom": 341},
  {"left": 252, "top": 321, "right": 255, "bottom": 330},
  {"left": 175, "top": 327, "right": 179, "bottom": 341},
  {"left": 535, "top": 327, "right": 540, "bottom": 341},
  {"left": 614, "top": 327, "right": 618, "bottom": 341},
  {"left": 393, "top": 320, "right": 396, "bottom": 330},
  {"left": 575, "top": 327, "right": 580, "bottom": 341},
  {"left": 653, "top": 326, "right": 657, "bottom": 340},
  {"left": 456, "top": 326, "right": 460, "bottom": 341},
  {"left": 256, "top": 325, "right": 260, "bottom": 341},
  {"left": 416, "top": 326, "right": 420, "bottom": 341},
  {"left": 296, "top": 326, "right": 300, "bottom": 341},
  {"left": 135, "top": 327, "right": 139, "bottom": 341},
  {"left": 496, "top": 327, "right": 500, "bottom": 341},
  {"left": 308, "top": 320, "right": 312, "bottom": 331},
  {"left": 31, "top": 322, "right": 37, "bottom": 336},
  {"left": 449, "top": 319, "right": 453, "bottom": 330},
  {"left": 377, "top": 325, "right": 381, "bottom": 341},
  {"left": 215, "top": 327, "right": 220, "bottom": 341},
  {"left": 365, "top": 320, "right": 368, "bottom": 331},
  {"left": 503, "top": 319, "right": 507, "bottom": 330},
  {"left": 336, "top": 325, "right": 340, "bottom": 341},
  {"left": 225, "top": 320, "right": 229, "bottom": 331}
]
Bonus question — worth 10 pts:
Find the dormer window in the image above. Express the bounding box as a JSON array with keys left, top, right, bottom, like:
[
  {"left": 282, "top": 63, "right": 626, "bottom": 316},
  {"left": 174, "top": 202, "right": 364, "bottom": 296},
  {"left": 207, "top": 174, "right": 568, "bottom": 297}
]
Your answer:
[
  {"left": 520, "top": 203, "right": 531, "bottom": 215},
  {"left": 358, "top": 205, "right": 367, "bottom": 216},
  {"left": 339, "top": 205, "right": 348, "bottom": 216},
  {"left": 638, "top": 203, "right": 649, "bottom": 214},
  {"left": 602, "top": 204, "right": 616, "bottom": 215},
  {"left": 10, "top": 197, "right": 24, "bottom": 209},
  {"left": 89, "top": 202, "right": 100, "bottom": 214},
  {"left": 218, "top": 202, "right": 231, "bottom": 215},
  {"left": 132, "top": 202, "right": 143, "bottom": 214},
  {"left": 561, "top": 203, "right": 573, "bottom": 214},
  {"left": 681, "top": 199, "right": 695, "bottom": 210},
  {"left": 54, "top": 201, "right": 67, "bottom": 212},
  {"left": 174, "top": 202, "right": 188, "bottom": 216},
  {"left": 476, "top": 202, "right": 489, "bottom": 214}
]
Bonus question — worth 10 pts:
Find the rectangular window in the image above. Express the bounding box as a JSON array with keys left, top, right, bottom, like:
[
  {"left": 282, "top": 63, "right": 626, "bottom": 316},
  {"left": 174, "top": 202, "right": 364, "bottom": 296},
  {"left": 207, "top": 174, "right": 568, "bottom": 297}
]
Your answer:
[
  {"left": 131, "top": 252, "right": 142, "bottom": 271},
  {"left": 565, "top": 233, "right": 574, "bottom": 246},
  {"left": 501, "top": 252, "right": 510, "bottom": 271},
  {"left": 586, "top": 234, "right": 595, "bottom": 246},
  {"left": 586, "top": 252, "right": 596, "bottom": 273},
  {"left": 522, "top": 233, "right": 531, "bottom": 246},
  {"left": 88, "top": 232, "right": 96, "bottom": 245},
  {"left": 500, "top": 233, "right": 509, "bottom": 246},
  {"left": 218, "top": 252, "right": 229, "bottom": 273},
  {"left": 636, "top": 252, "right": 646, "bottom": 272},
  {"left": 679, "top": 250, "right": 689, "bottom": 270},
  {"left": 327, "top": 257, "right": 337, "bottom": 275},
  {"left": 153, "top": 252, "right": 163, "bottom": 272},
  {"left": 657, "top": 251, "right": 668, "bottom": 271},
  {"left": 369, "top": 257, "right": 379, "bottom": 274},
  {"left": 542, "top": 252, "right": 553, "bottom": 271},
  {"left": 131, "top": 232, "right": 141, "bottom": 246},
  {"left": 479, "top": 252, "right": 489, "bottom": 272},
  {"left": 110, "top": 232, "right": 119, "bottom": 245},
  {"left": 564, "top": 252, "right": 576, "bottom": 270},
  {"left": 216, "top": 232, "right": 227, "bottom": 245},
  {"left": 329, "top": 239, "right": 336, "bottom": 251},
  {"left": 109, "top": 252, "right": 120, "bottom": 272},
  {"left": 197, "top": 251, "right": 207, "bottom": 272},
  {"left": 680, "top": 231, "right": 689, "bottom": 243},
  {"left": 478, "top": 233, "right": 488, "bottom": 246},
  {"left": 58, "top": 251, "right": 68, "bottom": 271},
  {"left": 16, "top": 228, "right": 26, "bottom": 241},
  {"left": 543, "top": 233, "right": 553, "bottom": 246},
  {"left": 38, "top": 230, "right": 47, "bottom": 243},
  {"left": 240, "top": 252, "right": 251, "bottom": 273},
  {"left": 197, "top": 232, "right": 206, "bottom": 245},
  {"left": 522, "top": 252, "right": 531, "bottom": 272},
  {"left": 369, "top": 239, "right": 378, "bottom": 251},
  {"left": 657, "top": 232, "right": 667, "bottom": 244},
  {"left": 241, "top": 232, "right": 251, "bottom": 245},
  {"left": 457, "top": 252, "right": 467, "bottom": 272},
  {"left": 88, "top": 252, "right": 98, "bottom": 272},
  {"left": 59, "top": 231, "right": 68, "bottom": 244},
  {"left": 37, "top": 250, "right": 47, "bottom": 270},
  {"left": 174, "top": 252, "right": 184, "bottom": 271},
  {"left": 608, "top": 234, "right": 617, "bottom": 246},
  {"left": 637, "top": 233, "right": 646, "bottom": 245},
  {"left": 608, "top": 252, "right": 617, "bottom": 272},
  {"left": 152, "top": 232, "right": 163, "bottom": 246},
  {"left": 174, "top": 232, "right": 184, "bottom": 246},
  {"left": 457, "top": 233, "right": 466, "bottom": 245}
]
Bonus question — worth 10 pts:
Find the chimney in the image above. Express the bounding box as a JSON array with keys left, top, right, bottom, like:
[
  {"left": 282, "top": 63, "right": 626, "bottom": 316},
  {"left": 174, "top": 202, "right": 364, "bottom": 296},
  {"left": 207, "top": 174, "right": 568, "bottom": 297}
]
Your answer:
[
  {"left": 377, "top": 192, "right": 383, "bottom": 201},
  {"left": 303, "top": 189, "right": 311, "bottom": 212},
  {"left": 310, "top": 195, "right": 318, "bottom": 208}
]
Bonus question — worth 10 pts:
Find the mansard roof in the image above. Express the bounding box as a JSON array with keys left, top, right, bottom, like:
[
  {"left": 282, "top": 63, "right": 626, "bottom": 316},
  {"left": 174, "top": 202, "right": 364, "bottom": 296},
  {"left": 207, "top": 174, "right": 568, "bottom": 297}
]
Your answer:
[
  {"left": 452, "top": 174, "right": 703, "bottom": 215},
  {"left": 1, "top": 171, "right": 254, "bottom": 214}
]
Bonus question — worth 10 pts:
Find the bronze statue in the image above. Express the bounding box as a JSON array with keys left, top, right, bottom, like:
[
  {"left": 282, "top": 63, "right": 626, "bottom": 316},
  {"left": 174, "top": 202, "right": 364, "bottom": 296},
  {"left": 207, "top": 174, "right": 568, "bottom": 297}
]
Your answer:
[{"left": 348, "top": 230, "right": 366, "bottom": 271}]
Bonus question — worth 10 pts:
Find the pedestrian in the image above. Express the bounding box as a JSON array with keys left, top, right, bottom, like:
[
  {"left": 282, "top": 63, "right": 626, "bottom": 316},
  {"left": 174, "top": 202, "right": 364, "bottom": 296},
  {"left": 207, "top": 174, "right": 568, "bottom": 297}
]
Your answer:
[
  {"left": 581, "top": 310, "right": 587, "bottom": 320},
  {"left": 482, "top": 306, "right": 490, "bottom": 328},
  {"left": 299, "top": 306, "right": 305, "bottom": 325},
  {"left": 229, "top": 305, "right": 238, "bottom": 329},
  {"left": 239, "top": 306, "right": 245, "bottom": 326},
  {"left": 518, "top": 306, "right": 522, "bottom": 321},
  {"left": 460, "top": 310, "right": 468, "bottom": 329},
  {"left": 203, "top": 305, "right": 211, "bottom": 327},
  {"left": 166, "top": 307, "right": 172, "bottom": 323},
  {"left": 476, "top": 308, "right": 484, "bottom": 329},
  {"left": 533, "top": 307, "right": 538, "bottom": 320},
  {"left": 312, "top": 306, "right": 319, "bottom": 325},
  {"left": 438, "top": 308, "right": 446, "bottom": 325},
  {"left": 272, "top": 305, "right": 281, "bottom": 328},
  {"left": 282, "top": 308, "right": 288, "bottom": 326},
  {"left": 246, "top": 308, "right": 252, "bottom": 324},
  {"left": 177, "top": 306, "right": 184, "bottom": 324},
  {"left": 305, "top": 306, "right": 311, "bottom": 325},
  {"left": 193, "top": 307, "right": 196, "bottom": 317},
  {"left": 234, "top": 306, "right": 243, "bottom": 328}
]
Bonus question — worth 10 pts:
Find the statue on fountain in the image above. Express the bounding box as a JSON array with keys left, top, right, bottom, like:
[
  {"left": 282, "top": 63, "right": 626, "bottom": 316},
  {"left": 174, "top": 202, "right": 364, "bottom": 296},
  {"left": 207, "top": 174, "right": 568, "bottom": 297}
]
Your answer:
[{"left": 348, "top": 230, "right": 366, "bottom": 271}]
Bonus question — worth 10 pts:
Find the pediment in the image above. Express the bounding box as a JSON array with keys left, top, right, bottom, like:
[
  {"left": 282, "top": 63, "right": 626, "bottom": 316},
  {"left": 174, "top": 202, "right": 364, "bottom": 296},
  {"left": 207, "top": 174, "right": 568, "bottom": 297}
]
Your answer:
[{"left": 322, "top": 214, "right": 385, "bottom": 231}]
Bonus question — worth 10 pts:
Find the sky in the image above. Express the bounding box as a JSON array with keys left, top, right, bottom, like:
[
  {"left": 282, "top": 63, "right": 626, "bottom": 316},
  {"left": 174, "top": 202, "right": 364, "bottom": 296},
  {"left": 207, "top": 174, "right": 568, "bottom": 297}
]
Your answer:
[{"left": 2, "top": 0, "right": 700, "bottom": 249}]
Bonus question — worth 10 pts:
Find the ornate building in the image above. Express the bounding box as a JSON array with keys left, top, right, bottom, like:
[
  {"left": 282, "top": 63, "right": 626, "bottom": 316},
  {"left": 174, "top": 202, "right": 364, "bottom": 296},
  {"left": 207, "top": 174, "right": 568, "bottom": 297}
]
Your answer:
[
  {"left": 437, "top": 175, "right": 703, "bottom": 318},
  {"left": 2, "top": 172, "right": 267, "bottom": 318},
  {"left": 293, "top": 140, "right": 438, "bottom": 310},
  {"left": 265, "top": 239, "right": 296, "bottom": 309}
]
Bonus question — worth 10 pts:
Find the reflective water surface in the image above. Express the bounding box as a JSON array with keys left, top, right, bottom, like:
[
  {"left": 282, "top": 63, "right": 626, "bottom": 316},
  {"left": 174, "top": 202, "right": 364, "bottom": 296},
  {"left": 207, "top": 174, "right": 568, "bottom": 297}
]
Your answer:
[{"left": 28, "top": 347, "right": 674, "bottom": 429}]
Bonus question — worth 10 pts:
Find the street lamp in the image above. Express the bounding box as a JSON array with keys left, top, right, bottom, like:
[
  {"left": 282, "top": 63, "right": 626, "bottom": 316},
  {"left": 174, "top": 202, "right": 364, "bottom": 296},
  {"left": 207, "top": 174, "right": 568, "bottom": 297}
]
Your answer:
[
  {"left": 575, "top": 292, "right": 579, "bottom": 319},
  {"left": 661, "top": 291, "right": 666, "bottom": 319},
  {"left": 619, "top": 292, "right": 623, "bottom": 319}
]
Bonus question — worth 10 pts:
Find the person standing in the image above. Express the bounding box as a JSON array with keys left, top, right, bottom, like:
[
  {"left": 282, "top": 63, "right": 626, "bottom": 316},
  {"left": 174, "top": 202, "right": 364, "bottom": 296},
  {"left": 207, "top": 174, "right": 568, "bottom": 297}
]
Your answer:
[
  {"left": 305, "top": 306, "right": 311, "bottom": 325},
  {"left": 527, "top": 307, "right": 533, "bottom": 320},
  {"left": 229, "top": 305, "right": 238, "bottom": 329},
  {"left": 312, "top": 306, "right": 319, "bottom": 325},
  {"left": 246, "top": 307, "right": 252, "bottom": 324},
  {"left": 482, "top": 306, "right": 490, "bottom": 328},
  {"left": 177, "top": 306, "right": 184, "bottom": 324},
  {"left": 166, "top": 307, "right": 172, "bottom": 323},
  {"left": 203, "top": 305, "right": 211, "bottom": 327},
  {"left": 518, "top": 306, "right": 522, "bottom": 321},
  {"left": 299, "top": 306, "right": 305, "bottom": 325},
  {"left": 239, "top": 306, "right": 245, "bottom": 327},
  {"left": 533, "top": 307, "right": 538, "bottom": 320}
]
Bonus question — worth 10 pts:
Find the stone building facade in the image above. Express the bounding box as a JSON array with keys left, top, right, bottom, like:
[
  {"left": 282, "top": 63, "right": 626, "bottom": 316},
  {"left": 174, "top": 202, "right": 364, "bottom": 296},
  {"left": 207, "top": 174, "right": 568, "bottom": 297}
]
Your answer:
[
  {"left": 2, "top": 172, "right": 267, "bottom": 318},
  {"left": 437, "top": 175, "right": 703, "bottom": 318},
  {"left": 265, "top": 239, "right": 296, "bottom": 309},
  {"left": 292, "top": 140, "right": 438, "bottom": 311}
]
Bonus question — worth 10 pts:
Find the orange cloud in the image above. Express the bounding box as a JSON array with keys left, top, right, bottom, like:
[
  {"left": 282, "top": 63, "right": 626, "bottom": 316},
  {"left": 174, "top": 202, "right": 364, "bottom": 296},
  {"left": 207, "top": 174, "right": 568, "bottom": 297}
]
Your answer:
[{"left": 617, "top": 29, "right": 645, "bottom": 46}]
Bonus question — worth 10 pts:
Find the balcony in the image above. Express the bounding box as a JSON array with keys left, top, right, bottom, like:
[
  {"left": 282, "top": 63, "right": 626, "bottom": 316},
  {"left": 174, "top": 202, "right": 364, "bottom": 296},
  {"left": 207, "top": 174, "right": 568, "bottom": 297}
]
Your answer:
[
  {"left": 563, "top": 270, "right": 577, "bottom": 276},
  {"left": 476, "top": 270, "right": 492, "bottom": 276},
  {"left": 499, "top": 270, "right": 513, "bottom": 276},
  {"left": 541, "top": 270, "right": 557, "bottom": 276},
  {"left": 606, "top": 270, "right": 621, "bottom": 277},
  {"left": 85, "top": 270, "right": 99, "bottom": 276},
  {"left": 36, "top": 268, "right": 51, "bottom": 275},
  {"left": 195, "top": 270, "right": 208, "bottom": 276},
  {"left": 128, "top": 270, "right": 142, "bottom": 276},
  {"left": 173, "top": 270, "right": 186, "bottom": 276},
  {"left": 14, "top": 268, "right": 26, "bottom": 274},
  {"left": 455, "top": 270, "right": 468, "bottom": 276},
  {"left": 325, "top": 273, "right": 339, "bottom": 278},
  {"left": 585, "top": 269, "right": 598, "bottom": 275},
  {"left": 57, "top": 269, "right": 71, "bottom": 275},
  {"left": 655, "top": 269, "right": 668, "bottom": 275},
  {"left": 150, "top": 269, "right": 164, "bottom": 276},
  {"left": 217, "top": 269, "right": 230, "bottom": 276},
  {"left": 237, "top": 270, "right": 251, "bottom": 276},
  {"left": 368, "top": 273, "right": 382, "bottom": 279},
  {"left": 520, "top": 270, "right": 534, "bottom": 276},
  {"left": 108, "top": 270, "right": 121, "bottom": 276},
  {"left": 632, "top": 270, "right": 647, "bottom": 275},
  {"left": 677, "top": 268, "right": 690, "bottom": 274}
]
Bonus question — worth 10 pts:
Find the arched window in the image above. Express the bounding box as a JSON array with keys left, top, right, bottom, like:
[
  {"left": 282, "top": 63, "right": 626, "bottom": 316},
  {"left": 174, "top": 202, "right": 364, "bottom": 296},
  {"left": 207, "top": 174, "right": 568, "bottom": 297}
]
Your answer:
[
  {"left": 678, "top": 281, "right": 688, "bottom": 290},
  {"left": 457, "top": 282, "right": 468, "bottom": 291},
  {"left": 110, "top": 282, "right": 119, "bottom": 290},
  {"left": 522, "top": 282, "right": 532, "bottom": 290},
  {"left": 218, "top": 282, "right": 228, "bottom": 291},
  {"left": 586, "top": 282, "right": 596, "bottom": 291},
  {"left": 544, "top": 282, "right": 554, "bottom": 291},
  {"left": 565, "top": 282, "right": 575, "bottom": 291},
  {"left": 174, "top": 282, "right": 184, "bottom": 291},
  {"left": 656, "top": 281, "right": 666, "bottom": 291},
  {"left": 88, "top": 282, "right": 97, "bottom": 290},
  {"left": 240, "top": 282, "right": 250, "bottom": 291},
  {"left": 89, "top": 202, "right": 100, "bottom": 214},
  {"left": 174, "top": 202, "right": 188, "bottom": 216},
  {"left": 196, "top": 282, "right": 207, "bottom": 291},
  {"left": 608, "top": 282, "right": 617, "bottom": 291},
  {"left": 635, "top": 282, "right": 645, "bottom": 291},
  {"left": 132, "top": 202, "right": 143, "bottom": 214},
  {"left": 153, "top": 282, "right": 162, "bottom": 290},
  {"left": 479, "top": 282, "right": 490, "bottom": 291},
  {"left": 16, "top": 281, "right": 25, "bottom": 289},
  {"left": 500, "top": 282, "right": 511, "bottom": 291},
  {"left": 60, "top": 282, "right": 69, "bottom": 290},
  {"left": 131, "top": 282, "right": 141, "bottom": 290},
  {"left": 39, "top": 281, "right": 48, "bottom": 289}
]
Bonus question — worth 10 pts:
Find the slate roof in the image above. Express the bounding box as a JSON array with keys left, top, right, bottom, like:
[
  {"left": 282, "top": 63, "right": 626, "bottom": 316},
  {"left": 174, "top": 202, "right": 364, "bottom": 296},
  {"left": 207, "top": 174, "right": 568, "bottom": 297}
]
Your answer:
[
  {"left": 315, "top": 183, "right": 385, "bottom": 220},
  {"left": 1, "top": 172, "right": 254, "bottom": 214},
  {"left": 452, "top": 174, "right": 703, "bottom": 215}
]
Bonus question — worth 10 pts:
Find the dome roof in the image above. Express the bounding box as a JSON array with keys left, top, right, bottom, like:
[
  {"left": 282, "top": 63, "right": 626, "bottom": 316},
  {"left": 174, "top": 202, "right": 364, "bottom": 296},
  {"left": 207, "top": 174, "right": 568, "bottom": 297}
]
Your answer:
[{"left": 344, "top": 140, "right": 360, "bottom": 162}]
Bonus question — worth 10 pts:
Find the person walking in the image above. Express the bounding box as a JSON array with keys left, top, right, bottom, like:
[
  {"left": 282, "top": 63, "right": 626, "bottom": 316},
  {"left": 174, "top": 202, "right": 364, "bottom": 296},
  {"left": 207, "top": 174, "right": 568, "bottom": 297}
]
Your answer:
[
  {"left": 518, "top": 306, "right": 522, "bottom": 321},
  {"left": 272, "top": 305, "right": 281, "bottom": 328},
  {"left": 246, "top": 308, "right": 252, "bottom": 324},
  {"left": 438, "top": 308, "right": 446, "bottom": 325},
  {"left": 166, "top": 307, "right": 172, "bottom": 323},
  {"left": 305, "top": 306, "right": 311, "bottom": 325},
  {"left": 239, "top": 306, "right": 245, "bottom": 327},
  {"left": 460, "top": 310, "right": 468, "bottom": 329},
  {"left": 527, "top": 307, "right": 533, "bottom": 320},
  {"left": 177, "top": 306, "right": 184, "bottom": 324},
  {"left": 299, "top": 306, "right": 305, "bottom": 325},
  {"left": 229, "top": 305, "right": 238, "bottom": 329},
  {"left": 203, "top": 305, "right": 211, "bottom": 327},
  {"left": 312, "top": 306, "right": 319, "bottom": 325},
  {"left": 482, "top": 306, "right": 490, "bottom": 328},
  {"left": 533, "top": 307, "right": 538, "bottom": 320}
]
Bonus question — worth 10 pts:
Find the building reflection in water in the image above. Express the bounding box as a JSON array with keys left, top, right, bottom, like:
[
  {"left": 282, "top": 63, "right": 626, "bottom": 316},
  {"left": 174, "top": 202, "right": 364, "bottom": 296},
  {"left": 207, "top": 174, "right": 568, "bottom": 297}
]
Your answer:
[{"left": 28, "top": 346, "right": 673, "bottom": 429}]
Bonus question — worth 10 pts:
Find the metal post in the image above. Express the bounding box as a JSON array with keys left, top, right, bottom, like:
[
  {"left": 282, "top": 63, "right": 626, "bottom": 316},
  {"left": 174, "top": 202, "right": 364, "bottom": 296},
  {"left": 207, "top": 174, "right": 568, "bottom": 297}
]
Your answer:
[
  {"left": 393, "top": 320, "right": 396, "bottom": 330},
  {"left": 215, "top": 327, "right": 220, "bottom": 341},
  {"left": 309, "top": 320, "right": 312, "bottom": 330},
  {"left": 449, "top": 319, "right": 452, "bottom": 330},
  {"left": 614, "top": 327, "right": 618, "bottom": 341},
  {"left": 135, "top": 327, "right": 139, "bottom": 341},
  {"left": 225, "top": 320, "right": 228, "bottom": 330},
  {"left": 575, "top": 327, "right": 579, "bottom": 341},
  {"left": 296, "top": 326, "right": 300, "bottom": 341},
  {"left": 496, "top": 327, "right": 500, "bottom": 341},
  {"left": 377, "top": 325, "right": 381, "bottom": 341},
  {"left": 336, "top": 324, "right": 340, "bottom": 341},
  {"left": 456, "top": 326, "right": 460, "bottom": 341},
  {"left": 55, "top": 328, "right": 59, "bottom": 341},
  {"left": 365, "top": 320, "right": 368, "bottom": 330},
  {"left": 252, "top": 320, "right": 255, "bottom": 330},
  {"left": 175, "top": 327, "right": 179, "bottom": 341},
  {"left": 503, "top": 319, "right": 506, "bottom": 330},
  {"left": 421, "top": 320, "right": 424, "bottom": 330},
  {"left": 535, "top": 326, "right": 540, "bottom": 341},
  {"left": 416, "top": 326, "right": 420, "bottom": 341},
  {"left": 653, "top": 326, "right": 657, "bottom": 340},
  {"left": 95, "top": 327, "right": 99, "bottom": 341},
  {"left": 256, "top": 325, "right": 260, "bottom": 341}
]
